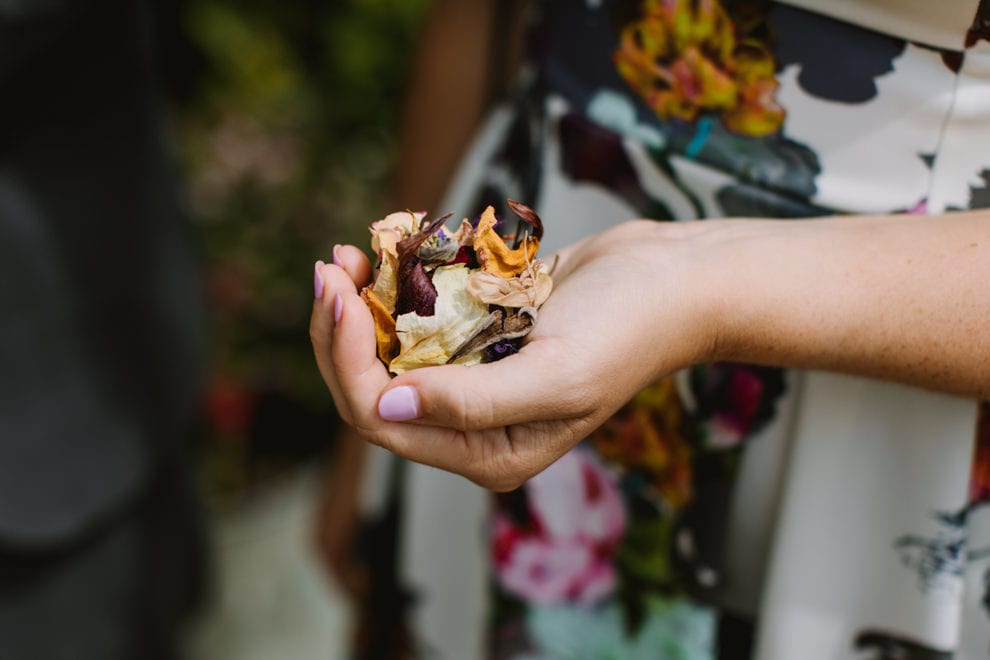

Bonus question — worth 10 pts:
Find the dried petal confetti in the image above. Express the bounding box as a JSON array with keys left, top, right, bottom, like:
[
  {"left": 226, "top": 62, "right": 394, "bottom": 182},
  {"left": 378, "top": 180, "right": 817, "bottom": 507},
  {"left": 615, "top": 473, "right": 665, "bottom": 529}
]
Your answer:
[{"left": 362, "top": 201, "right": 553, "bottom": 375}]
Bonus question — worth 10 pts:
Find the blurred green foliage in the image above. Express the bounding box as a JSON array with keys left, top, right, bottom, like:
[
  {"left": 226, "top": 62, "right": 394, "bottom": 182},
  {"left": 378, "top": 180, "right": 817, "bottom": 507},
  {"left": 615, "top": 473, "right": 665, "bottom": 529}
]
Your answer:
[{"left": 167, "top": 0, "right": 429, "bottom": 495}]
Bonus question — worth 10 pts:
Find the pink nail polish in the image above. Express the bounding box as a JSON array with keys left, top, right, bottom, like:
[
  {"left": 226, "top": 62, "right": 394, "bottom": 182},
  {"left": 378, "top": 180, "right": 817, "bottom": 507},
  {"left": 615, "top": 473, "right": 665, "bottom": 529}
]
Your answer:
[
  {"left": 334, "top": 293, "right": 343, "bottom": 323},
  {"left": 332, "top": 244, "right": 342, "bottom": 268},
  {"left": 314, "top": 261, "right": 325, "bottom": 299},
  {"left": 378, "top": 386, "right": 421, "bottom": 421}
]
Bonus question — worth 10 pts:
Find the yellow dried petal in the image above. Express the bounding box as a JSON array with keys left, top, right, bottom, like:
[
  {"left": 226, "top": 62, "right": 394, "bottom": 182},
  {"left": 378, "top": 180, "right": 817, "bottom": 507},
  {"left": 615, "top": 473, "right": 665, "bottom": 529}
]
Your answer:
[
  {"left": 472, "top": 206, "right": 540, "bottom": 278},
  {"left": 361, "top": 287, "right": 399, "bottom": 364},
  {"left": 372, "top": 250, "right": 398, "bottom": 314}
]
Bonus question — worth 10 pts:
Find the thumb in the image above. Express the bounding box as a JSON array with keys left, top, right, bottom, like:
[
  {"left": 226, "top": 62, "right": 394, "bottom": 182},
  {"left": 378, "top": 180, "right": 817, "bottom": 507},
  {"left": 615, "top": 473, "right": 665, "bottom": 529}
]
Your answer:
[{"left": 376, "top": 340, "right": 595, "bottom": 431}]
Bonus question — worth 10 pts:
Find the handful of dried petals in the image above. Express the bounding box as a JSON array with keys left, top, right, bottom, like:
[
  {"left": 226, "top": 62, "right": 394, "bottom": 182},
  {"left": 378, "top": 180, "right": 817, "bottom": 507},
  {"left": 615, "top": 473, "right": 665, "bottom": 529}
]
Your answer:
[{"left": 362, "top": 200, "right": 553, "bottom": 375}]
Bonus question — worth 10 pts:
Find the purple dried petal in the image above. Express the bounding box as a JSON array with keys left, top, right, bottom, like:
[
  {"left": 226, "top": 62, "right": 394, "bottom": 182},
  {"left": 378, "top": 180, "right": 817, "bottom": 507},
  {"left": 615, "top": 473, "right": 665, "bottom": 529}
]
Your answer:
[
  {"left": 484, "top": 339, "right": 521, "bottom": 362},
  {"left": 446, "top": 309, "right": 534, "bottom": 364},
  {"left": 394, "top": 212, "right": 453, "bottom": 316},
  {"left": 395, "top": 260, "right": 437, "bottom": 316}
]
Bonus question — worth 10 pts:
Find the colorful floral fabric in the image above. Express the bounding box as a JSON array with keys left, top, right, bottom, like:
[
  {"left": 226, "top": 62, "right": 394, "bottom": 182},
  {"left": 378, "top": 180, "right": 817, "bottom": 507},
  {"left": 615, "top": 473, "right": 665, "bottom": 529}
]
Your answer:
[
  {"left": 393, "top": 1, "right": 990, "bottom": 658},
  {"left": 462, "top": 0, "right": 990, "bottom": 659}
]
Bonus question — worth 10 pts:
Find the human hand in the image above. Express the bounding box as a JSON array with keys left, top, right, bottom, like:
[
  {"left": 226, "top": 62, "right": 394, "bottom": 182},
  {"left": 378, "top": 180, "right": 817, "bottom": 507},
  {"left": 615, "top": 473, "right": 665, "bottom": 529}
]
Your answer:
[{"left": 311, "top": 220, "right": 719, "bottom": 491}]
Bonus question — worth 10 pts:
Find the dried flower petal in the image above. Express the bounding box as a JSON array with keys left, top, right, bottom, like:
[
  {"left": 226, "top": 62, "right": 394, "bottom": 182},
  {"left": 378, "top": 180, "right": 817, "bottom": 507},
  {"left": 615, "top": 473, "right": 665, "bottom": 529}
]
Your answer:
[
  {"left": 372, "top": 253, "right": 399, "bottom": 314},
  {"left": 363, "top": 200, "right": 552, "bottom": 374},
  {"left": 361, "top": 287, "right": 399, "bottom": 364},
  {"left": 447, "top": 308, "right": 536, "bottom": 364},
  {"left": 395, "top": 260, "right": 437, "bottom": 316},
  {"left": 466, "top": 261, "right": 553, "bottom": 308},
  {"left": 417, "top": 235, "right": 460, "bottom": 265},
  {"left": 393, "top": 213, "right": 454, "bottom": 316},
  {"left": 389, "top": 265, "right": 492, "bottom": 374},
  {"left": 451, "top": 218, "right": 475, "bottom": 246},
  {"left": 473, "top": 206, "right": 540, "bottom": 278},
  {"left": 370, "top": 210, "right": 425, "bottom": 257},
  {"left": 369, "top": 210, "right": 427, "bottom": 313},
  {"left": 507, "top": 199, "right": 544, "bottom": 243}
]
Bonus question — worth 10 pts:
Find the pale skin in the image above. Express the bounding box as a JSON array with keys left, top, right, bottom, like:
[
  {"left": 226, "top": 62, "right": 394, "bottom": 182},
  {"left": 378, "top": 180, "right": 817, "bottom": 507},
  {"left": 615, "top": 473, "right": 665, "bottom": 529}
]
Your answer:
[{"left": 313, "top": 210, "right": 990, "bottom": 493}]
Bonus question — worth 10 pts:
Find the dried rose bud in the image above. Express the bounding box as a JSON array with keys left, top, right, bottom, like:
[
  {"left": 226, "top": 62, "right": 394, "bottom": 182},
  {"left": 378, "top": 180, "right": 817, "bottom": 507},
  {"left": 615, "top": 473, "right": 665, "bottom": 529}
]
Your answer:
[{"left": 362, "top": 201, "right": 553, "bottom": 375}]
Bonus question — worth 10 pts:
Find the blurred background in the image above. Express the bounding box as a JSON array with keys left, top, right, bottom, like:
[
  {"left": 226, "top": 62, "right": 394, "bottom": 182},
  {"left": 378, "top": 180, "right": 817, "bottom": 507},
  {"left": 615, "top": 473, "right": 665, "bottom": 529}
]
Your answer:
[{"left": 158, "top": 1, "right": 429, "bottom": 656}]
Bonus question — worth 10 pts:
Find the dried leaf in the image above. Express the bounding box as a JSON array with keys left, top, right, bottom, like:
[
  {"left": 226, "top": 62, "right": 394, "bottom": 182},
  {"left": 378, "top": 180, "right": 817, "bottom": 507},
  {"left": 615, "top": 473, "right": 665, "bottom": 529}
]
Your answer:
[
  {"left": 389, "top": 265, "right": 492, "bottom": 374},
  {"left": 361, "top": 287, "right": 399, "bottom": 364},
  {"left": 473, "top": 206, "right": 540, "bottom": 278}
]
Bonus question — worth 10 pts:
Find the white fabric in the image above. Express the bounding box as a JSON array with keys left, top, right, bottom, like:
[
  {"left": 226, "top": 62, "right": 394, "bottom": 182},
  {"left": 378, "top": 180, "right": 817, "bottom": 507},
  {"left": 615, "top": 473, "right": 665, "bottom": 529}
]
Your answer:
[{"left": 776, "top": 0, "right": 978, "bottom": 50}]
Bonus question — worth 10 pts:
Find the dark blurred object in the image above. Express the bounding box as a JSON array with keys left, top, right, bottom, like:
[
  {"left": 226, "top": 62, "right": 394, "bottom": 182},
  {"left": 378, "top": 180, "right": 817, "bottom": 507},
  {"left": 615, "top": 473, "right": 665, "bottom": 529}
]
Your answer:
[{"left": 0, "top": 0, "right": 206, "bottom": 657}]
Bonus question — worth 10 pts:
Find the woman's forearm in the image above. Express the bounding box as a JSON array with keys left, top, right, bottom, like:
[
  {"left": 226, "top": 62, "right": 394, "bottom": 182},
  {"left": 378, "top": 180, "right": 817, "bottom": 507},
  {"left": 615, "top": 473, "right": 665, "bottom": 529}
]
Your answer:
[{"left": 704, "top": 211, "right": 990, "bottom": 398}]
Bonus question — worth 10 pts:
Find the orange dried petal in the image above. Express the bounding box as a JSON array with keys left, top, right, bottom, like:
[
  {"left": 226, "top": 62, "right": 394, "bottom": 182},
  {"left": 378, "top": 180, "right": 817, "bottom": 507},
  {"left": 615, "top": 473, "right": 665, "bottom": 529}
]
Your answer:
[
  {"left": 361, "top": 287, "right": 399, "bottom": 364},
  {"left": 472, "top": 206, "right": 540, "bottom": 278}
]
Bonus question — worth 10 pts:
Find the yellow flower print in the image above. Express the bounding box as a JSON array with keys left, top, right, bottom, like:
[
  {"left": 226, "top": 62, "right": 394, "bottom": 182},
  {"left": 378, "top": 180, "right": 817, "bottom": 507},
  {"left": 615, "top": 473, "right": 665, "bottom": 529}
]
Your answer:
[
  {"left": 613, "top": 0, "right": 785, "bottom": 137},
  {"left": 590, "top": 378, "right": 694, "bottom": 509}
]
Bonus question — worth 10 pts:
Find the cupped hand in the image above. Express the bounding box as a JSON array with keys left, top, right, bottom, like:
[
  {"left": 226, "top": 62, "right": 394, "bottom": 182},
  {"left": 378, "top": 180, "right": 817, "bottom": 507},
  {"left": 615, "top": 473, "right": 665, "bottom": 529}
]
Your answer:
[{"left": 310, "top": 220, "right": 719, "bottom": 491}]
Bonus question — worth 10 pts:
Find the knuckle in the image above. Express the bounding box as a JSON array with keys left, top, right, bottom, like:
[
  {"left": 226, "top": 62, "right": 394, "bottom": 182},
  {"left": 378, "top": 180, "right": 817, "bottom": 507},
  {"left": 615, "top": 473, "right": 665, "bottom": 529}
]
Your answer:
[
  {"left": 560, "top": 375, "right": 599, "bottom": 418},
  {"left": 470, "top": 446, "right": 528, "bottom": 493},
  {"left": 471, "top": 470, "right": 523, "bottom": 493},
  {"left": 308, "top": 323, "right": 324, "bottom": 347},
  {"left": 437, "top": 379, "right": 495, "bottom": 432}
]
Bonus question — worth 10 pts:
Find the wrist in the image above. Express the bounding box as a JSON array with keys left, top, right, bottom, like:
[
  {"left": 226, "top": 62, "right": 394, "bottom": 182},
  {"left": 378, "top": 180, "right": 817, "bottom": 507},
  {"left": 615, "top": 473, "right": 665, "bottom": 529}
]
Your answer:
[
  {"left": 670, "top": 217, "right": 784, "bottom": 367},
  {"left": 668, "top": 219, "right": 748, "bottom": 366},
  {"left": 626, "top": 218, "right": 743, "bottom": 375}
]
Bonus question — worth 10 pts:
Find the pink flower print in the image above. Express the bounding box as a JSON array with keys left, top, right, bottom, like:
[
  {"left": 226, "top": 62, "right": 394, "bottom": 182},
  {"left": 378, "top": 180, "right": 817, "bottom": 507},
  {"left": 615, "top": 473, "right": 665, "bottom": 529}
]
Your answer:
[
  {"left": 492, "top": 449, "right": 626, "bottom": 606},
  {"left": 527, "top": 448, "right": 626, "bottom": 545},
  {"left": 708, "top": 367, "right": 763, "bottom": 448}
]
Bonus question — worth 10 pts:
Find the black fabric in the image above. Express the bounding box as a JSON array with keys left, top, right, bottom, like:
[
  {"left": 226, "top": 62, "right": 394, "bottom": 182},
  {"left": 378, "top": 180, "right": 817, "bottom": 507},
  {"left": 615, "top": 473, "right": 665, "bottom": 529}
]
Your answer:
[
  {"left": 0, "top": 0, "right": 206, "bottom": 550},
  {"left": 0, "top": 1, "right": 207, "bottom": 656},
  {"left": 0, "top": 458, "right": 205, "bottom": 660},
  {"left": 718, "top": 612, "right": 756, "bottom": 660}
]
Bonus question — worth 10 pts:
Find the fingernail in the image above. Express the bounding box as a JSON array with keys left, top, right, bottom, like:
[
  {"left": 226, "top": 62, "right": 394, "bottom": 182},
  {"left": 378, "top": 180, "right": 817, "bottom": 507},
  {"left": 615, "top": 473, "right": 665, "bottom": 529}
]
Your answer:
[
  {"left": 332, "top": 244, "right": 342, "bottom": 267},
  {"left": 314, "top": 261, "right": 325, "bottom": 299},
  {"left": 334, "top": 293, "right": 343, "bottom": 323},
  {"left": 378, "top": 386, "right": 421, "bottom": 421}
]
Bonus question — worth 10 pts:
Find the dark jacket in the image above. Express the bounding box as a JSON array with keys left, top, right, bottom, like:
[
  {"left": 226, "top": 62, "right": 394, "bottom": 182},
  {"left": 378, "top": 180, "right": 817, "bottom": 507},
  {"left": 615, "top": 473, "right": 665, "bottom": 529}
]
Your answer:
[{"left": 0, "top": 0, "right": 206, "bottom": 553}]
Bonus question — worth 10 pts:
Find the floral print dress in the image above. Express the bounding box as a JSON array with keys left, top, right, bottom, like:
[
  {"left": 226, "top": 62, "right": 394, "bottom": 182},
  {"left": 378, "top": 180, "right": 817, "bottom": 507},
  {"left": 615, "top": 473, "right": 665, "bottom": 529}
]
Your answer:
[{"left": 389, "top": 1, "right": 990, "bottom": 658}]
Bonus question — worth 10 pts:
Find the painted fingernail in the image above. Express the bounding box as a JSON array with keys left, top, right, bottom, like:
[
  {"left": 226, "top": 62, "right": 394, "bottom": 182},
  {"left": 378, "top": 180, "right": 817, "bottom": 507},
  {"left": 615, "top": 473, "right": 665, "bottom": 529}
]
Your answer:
[
  {"left": 332, "top": 244, "right": 342, "bottom": 267},
  {"left": 314, "top": 261, "right": 325, "bottom": 299},
  {"left": 334, "top": 292, "right": 343, "bottom": 323},
  {"left": 378, "top": 386, "right": 421, "bottom": 421}
]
